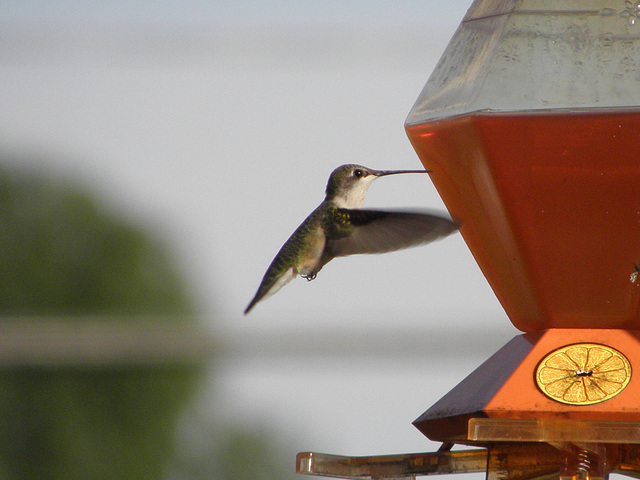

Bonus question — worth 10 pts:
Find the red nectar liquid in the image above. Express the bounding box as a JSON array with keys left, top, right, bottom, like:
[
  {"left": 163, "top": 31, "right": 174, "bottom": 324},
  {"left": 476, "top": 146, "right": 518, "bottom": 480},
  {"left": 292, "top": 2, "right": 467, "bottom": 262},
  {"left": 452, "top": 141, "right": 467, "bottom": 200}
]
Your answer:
[{"left": 406, "top": 109, "right": 640, "bottom": 332}]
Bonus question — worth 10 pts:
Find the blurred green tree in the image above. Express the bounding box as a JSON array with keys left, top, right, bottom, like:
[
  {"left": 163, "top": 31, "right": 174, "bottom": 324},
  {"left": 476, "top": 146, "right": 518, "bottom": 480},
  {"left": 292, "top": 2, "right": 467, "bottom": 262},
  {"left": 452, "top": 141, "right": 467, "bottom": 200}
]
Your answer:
[
  {"left": 0, "top": 167, "right": 192, "bottom": 315},
  {"left": 0, "top": 165, "right": 199, "bottom": 480},
  {"left": 0, "top": 163, "right": 299, "bottom": 480}
]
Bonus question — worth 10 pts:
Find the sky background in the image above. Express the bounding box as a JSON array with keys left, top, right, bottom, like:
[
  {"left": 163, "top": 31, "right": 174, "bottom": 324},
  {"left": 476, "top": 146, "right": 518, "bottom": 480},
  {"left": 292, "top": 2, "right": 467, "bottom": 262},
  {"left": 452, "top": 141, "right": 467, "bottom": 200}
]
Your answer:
[{"left": 0, "top": 0, "right": 520, "bottom": 475}]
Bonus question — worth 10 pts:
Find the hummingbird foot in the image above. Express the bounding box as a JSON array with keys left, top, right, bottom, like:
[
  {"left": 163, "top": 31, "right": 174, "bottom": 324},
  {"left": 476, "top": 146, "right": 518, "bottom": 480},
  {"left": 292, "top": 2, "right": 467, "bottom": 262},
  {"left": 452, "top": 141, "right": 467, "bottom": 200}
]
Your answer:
[{"left": 301, "top": 272, "right": 317, "bottom": 281}]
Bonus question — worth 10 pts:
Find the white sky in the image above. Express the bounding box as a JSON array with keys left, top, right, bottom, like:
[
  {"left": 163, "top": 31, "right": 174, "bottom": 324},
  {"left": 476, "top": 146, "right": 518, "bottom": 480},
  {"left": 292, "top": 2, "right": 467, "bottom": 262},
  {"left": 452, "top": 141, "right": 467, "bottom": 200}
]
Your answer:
[
  {"left": 0, "top": 0, "right": 520, "bottom": 474},
  {"left": 3, "top": 1, "right": 469, "bottom": 27}
]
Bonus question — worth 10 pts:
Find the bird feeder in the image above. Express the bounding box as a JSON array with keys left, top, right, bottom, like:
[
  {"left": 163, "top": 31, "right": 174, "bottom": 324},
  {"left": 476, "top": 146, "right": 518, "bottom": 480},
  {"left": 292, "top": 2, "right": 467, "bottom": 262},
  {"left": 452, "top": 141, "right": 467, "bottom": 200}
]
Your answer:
[{"left": 297, "top": 1, "right": 640, "bottom": 478}]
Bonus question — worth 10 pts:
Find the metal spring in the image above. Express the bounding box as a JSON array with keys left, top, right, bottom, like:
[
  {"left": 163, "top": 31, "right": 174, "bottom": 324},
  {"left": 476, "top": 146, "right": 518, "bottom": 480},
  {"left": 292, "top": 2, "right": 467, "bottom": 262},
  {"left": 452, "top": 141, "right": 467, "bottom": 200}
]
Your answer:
[{"left": 577, "top": 449, "right": 591, "bottom": 475}]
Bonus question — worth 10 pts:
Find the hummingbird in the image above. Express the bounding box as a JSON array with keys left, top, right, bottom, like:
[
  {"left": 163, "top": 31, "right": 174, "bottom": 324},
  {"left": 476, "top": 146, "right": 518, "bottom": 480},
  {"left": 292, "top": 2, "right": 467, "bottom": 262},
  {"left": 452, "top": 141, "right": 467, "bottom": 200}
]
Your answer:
[{"left": 244, "top": 164, "right": 459, "bottom": 314}]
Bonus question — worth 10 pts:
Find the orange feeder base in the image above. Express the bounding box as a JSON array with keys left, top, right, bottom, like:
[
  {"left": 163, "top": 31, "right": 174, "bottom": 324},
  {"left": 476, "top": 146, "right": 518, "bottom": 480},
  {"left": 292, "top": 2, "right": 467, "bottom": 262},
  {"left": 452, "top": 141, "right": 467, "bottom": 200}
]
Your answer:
[
  {"left": 298, "top": 330, "right": 640, "bottom": 479},
  {"left": 414, "top": 329, "right": 640, "bottom": 443}
]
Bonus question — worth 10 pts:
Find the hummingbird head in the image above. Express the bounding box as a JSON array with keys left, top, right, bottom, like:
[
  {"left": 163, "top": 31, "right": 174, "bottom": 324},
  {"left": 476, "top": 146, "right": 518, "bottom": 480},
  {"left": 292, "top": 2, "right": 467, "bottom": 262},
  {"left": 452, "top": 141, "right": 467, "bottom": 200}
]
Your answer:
[{"left": 325, "top": 164, "right": 428, "bottom": 209}]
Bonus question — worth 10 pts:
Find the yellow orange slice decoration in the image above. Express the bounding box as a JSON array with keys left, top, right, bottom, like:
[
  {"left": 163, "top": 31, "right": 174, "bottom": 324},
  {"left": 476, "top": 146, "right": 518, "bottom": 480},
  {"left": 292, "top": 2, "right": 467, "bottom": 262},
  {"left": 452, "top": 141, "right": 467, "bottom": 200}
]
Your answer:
[{"left": 535, "top": 343, "right": 631, "bottom": 405}]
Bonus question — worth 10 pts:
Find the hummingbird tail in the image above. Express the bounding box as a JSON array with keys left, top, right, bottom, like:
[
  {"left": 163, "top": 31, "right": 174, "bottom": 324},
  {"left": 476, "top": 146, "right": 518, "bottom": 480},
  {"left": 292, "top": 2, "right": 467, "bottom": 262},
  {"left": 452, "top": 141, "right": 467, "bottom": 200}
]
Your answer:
[{"left": 244, "top": 267, "right": 298, "bottom": 314}]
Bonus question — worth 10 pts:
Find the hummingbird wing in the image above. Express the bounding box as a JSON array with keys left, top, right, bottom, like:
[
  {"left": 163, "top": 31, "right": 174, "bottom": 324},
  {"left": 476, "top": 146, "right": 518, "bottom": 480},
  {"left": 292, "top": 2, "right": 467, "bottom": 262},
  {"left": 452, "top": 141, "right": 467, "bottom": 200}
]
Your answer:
[{"left": 325, "top": 209, "right": 458, "bottom": 258}]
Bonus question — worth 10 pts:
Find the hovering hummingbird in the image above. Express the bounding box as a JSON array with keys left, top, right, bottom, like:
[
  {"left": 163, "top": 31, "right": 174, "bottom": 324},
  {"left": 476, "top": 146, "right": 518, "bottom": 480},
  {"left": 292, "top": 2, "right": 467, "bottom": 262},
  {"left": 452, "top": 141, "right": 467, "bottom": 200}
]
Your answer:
[{"left": 244, "top": 164, "right": 459, "bottom": 314}]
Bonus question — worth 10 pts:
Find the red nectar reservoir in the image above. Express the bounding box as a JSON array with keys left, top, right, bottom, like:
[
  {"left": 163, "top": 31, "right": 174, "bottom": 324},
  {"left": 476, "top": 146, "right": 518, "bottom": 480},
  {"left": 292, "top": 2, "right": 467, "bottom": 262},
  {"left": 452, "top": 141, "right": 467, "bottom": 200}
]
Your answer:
[{"left": 405, "top": 2, "right": 640, "bottom": 332}]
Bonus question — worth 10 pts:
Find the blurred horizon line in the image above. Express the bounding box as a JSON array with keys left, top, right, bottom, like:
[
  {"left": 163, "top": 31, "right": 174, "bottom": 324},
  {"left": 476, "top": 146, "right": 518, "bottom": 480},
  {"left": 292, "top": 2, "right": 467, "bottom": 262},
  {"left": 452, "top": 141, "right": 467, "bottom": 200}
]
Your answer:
[
  {"left": 219, "top": 325, "right": 515, "bottom": 359},
  {"left": 0, "top": 317, "right": 515, "bottom": 362}
]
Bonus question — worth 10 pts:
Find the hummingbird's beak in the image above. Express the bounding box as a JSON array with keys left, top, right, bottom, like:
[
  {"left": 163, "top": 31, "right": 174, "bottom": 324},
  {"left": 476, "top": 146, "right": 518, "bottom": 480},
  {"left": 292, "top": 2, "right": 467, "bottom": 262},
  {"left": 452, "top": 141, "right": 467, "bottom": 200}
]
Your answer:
[{"left": 373, "top": 168, "right": 430, "bottom": 177}]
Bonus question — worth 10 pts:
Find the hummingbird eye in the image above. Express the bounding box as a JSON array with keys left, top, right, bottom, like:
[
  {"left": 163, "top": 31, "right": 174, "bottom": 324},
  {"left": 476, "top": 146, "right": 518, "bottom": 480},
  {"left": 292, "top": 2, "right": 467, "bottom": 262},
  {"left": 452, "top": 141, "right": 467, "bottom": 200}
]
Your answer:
[{"left": 353, "top": 169, "right": 364, "bottom": 178}]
